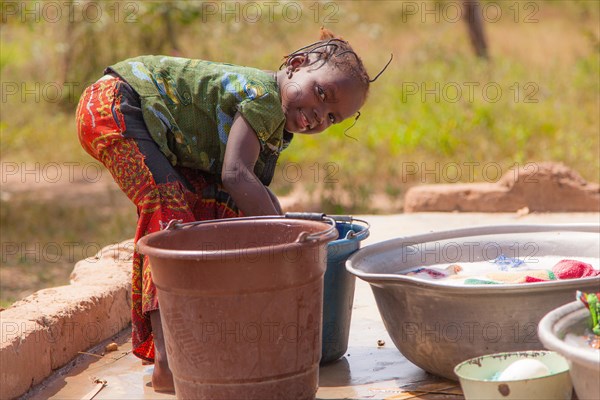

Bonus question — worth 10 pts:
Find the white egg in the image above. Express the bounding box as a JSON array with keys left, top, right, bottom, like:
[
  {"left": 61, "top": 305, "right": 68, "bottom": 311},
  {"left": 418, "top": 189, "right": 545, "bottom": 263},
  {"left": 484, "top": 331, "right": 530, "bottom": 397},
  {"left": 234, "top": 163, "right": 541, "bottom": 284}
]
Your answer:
[{"left": 496, "top": 359, "right": 551, "bottom": 381}]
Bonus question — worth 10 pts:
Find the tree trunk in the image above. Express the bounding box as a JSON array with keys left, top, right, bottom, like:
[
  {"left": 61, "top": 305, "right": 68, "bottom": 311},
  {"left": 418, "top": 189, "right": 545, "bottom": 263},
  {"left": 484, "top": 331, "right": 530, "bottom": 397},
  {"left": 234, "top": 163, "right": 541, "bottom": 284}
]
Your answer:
[{"left": 464, "top": 0, "right": 489, "bottom": 59}]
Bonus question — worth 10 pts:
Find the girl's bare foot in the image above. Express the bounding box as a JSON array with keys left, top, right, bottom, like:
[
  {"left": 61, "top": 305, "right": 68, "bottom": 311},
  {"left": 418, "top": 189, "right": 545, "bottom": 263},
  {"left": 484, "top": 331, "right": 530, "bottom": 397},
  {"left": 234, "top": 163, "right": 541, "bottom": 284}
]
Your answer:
[
  {"left": 150, "top": 311, "right": 175, "bottom": 393},
  {"left": 152, "top": 359, "right": 175, "bottom": 393}
]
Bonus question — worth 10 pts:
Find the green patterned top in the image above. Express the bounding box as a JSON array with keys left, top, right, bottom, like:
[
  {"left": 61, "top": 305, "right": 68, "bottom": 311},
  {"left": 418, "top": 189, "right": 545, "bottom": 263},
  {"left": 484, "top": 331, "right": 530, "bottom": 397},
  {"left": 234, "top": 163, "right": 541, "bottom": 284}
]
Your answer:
[{"left": 107, "top": 56, "right": 289, "bottom": 185}]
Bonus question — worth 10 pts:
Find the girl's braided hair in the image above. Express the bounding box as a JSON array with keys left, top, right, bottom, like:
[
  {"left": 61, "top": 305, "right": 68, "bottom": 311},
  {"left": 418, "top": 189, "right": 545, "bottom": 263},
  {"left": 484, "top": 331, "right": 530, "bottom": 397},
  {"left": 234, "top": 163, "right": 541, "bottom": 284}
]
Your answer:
[
  {"left": 281, "top": 28, "right": 371, "bottom": 96},
  {"left": 281, "top": 28, "right": 392, "bottom": 138},
  {"left": 279, "top": 27, "right": 393, "bottom": 93}
]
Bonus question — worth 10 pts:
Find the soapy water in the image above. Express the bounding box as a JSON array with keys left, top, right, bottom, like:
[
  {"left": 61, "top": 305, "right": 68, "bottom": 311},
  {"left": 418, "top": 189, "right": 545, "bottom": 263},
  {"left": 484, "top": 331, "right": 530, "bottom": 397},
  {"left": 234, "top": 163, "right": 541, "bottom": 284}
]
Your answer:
[{"left": 401, "top": 255, "right": 599, "bottom": 286}]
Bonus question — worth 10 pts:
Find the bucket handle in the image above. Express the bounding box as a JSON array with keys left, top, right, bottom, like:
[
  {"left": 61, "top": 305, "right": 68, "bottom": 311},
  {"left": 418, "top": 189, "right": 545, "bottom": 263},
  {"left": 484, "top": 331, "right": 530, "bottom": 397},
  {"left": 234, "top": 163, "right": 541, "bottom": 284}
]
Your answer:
[
  {"left": 284, "top": 213, "right": 338, "bottom": 242},
  {"left": 283, "top": 213, "right": 370, "bottom": 242},
  {"left": 329, "top": 215, "right": 370, "bottom": 241},
  {"left": 163, "top": 213, "right": 338, "bottom": 243}
]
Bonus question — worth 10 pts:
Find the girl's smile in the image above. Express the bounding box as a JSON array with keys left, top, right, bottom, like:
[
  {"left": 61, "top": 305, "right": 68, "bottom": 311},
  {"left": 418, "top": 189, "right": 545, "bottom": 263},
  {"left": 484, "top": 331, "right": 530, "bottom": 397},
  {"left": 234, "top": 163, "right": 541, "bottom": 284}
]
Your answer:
[{"left": 297, "top": 108, "right": 311, "bottom": 131}]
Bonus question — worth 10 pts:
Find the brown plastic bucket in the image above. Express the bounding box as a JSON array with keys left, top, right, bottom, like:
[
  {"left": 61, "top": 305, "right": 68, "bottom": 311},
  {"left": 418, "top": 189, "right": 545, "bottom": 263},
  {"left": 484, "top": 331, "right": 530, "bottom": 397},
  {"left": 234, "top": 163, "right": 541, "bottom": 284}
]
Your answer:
[{"left": 137, "top": 215, "right": 338, "bottom": 400}]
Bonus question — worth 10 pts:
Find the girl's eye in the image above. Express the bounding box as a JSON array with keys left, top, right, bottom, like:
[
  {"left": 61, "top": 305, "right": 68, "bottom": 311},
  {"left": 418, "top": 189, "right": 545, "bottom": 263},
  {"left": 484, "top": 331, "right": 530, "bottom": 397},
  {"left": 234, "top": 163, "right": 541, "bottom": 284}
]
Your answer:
[
  {"left": 317, "top": 86, "right": 326, "bottom": 101},
  {"left": 328, "top": 113, "right": 335, "bottom": 123}
]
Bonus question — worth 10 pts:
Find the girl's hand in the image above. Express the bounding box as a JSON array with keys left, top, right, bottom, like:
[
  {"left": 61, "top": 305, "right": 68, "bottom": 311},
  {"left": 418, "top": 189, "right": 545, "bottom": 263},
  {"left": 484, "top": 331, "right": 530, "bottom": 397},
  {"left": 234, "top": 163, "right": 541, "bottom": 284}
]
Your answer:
[
  {"left": 265, "top": 186, "right": 283, "bottom": 214},
  {"left": 222, "top": 113, "right": 282, "bottom": 216}
]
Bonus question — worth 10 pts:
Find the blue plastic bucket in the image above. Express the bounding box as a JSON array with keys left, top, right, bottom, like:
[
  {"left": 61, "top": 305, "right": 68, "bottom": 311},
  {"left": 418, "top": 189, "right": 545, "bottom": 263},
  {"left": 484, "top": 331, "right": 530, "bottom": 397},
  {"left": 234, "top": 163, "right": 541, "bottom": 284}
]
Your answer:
[{"left": 321, "top": 218, "right": 370, "bottom": 363}]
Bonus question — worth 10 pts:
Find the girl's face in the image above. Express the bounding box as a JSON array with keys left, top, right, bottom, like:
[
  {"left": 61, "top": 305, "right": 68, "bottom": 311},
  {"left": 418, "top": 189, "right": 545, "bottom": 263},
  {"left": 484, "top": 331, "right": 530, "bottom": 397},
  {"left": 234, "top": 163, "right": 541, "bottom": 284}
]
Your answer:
[{"left": 279, "top": 56, "right": 366, "bottom": 134}]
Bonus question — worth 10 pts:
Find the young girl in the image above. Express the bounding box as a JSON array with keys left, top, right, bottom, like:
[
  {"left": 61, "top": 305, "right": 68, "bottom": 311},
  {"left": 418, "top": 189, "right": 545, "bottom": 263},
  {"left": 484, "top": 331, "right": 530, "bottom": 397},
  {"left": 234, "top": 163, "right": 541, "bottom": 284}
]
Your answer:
[{"left": 77, "top": 28, "right": 373, "bottom": 392}]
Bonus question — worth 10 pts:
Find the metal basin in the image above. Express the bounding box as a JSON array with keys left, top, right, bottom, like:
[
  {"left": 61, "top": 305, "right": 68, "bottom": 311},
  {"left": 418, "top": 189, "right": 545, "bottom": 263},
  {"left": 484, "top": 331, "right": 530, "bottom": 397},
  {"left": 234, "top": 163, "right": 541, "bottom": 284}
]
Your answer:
[
  {"left": 539, "top": 301, "right": 600, "bottom": 400},
  {"left": 346, "top": 224, "right": 600, "bottom": 380}
]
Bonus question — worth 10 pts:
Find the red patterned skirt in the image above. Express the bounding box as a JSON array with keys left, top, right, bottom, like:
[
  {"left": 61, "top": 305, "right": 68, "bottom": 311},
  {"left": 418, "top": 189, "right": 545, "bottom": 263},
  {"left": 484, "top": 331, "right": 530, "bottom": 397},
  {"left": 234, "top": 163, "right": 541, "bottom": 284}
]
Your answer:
[{"left": 76, "top": 75, "right": 242, "bottom": 362}]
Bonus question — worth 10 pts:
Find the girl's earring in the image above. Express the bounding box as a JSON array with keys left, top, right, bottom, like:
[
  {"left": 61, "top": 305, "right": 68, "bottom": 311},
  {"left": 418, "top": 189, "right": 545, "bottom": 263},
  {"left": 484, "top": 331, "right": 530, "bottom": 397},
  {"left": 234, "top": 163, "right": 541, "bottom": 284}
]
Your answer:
[{"left": 286, "top": 69, "right": 293, "bottom": 78}]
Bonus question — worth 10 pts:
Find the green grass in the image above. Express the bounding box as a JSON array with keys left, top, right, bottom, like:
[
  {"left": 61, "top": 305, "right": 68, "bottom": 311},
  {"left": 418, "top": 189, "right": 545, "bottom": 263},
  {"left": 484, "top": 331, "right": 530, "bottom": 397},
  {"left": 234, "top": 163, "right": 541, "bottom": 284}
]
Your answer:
[{"left": 0, "top": 0, "right": 599, "bottom": 304}]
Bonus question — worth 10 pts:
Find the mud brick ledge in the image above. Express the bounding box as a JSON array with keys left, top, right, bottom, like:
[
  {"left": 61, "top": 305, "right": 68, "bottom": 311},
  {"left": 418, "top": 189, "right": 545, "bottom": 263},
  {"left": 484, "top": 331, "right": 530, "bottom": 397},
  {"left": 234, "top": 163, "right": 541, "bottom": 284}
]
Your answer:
[{"left": 0, "top": 240, "right": 133, "bottom": 399}]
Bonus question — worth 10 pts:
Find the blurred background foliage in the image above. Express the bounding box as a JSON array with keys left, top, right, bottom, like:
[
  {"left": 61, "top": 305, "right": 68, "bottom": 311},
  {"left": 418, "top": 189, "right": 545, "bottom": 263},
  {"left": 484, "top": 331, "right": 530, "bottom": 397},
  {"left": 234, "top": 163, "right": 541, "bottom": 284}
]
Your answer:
[{"left": 1, "top": 0, "right": 599, "bottom": 305}]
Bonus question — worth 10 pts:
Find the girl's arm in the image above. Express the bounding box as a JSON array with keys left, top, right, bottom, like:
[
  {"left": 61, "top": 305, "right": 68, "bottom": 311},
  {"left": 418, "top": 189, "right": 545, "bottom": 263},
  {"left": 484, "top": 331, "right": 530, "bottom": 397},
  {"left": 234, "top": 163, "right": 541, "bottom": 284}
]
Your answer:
[
  {"left": 222, "top": 113, "right": 282, "bottom": 216},
  {"left": 265, "top": 186, "right": 283, "bottom": 214}
]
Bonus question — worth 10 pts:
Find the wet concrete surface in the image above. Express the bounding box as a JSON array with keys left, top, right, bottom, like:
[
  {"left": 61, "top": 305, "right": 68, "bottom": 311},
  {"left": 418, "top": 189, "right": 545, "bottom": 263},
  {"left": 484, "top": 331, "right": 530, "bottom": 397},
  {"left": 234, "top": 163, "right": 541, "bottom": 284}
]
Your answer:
[
  {"left": 23, "top": 213, "right": 597, "bottom": 399},
  {"left": 24, "top": 281, "right": 461, "bottom": 400}
]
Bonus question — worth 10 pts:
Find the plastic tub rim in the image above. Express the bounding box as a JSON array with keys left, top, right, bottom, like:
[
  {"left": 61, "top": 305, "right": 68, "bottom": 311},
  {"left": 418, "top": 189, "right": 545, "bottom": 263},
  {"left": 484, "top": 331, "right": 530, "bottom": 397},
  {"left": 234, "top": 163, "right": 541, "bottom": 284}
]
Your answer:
[{"left": 538, "top": 300, "right": 600, "bottom": 370}]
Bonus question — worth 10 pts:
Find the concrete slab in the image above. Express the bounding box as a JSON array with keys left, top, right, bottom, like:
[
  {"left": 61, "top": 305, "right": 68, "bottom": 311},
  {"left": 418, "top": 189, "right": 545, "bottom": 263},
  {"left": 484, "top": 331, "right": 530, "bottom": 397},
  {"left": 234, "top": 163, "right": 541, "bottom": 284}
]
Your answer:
[
  {"left": 23, "top": 281, "right": 460, "bottom": 400},
  {"left": 22, "top": 213, "right": 598, "bottom": 400}
]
